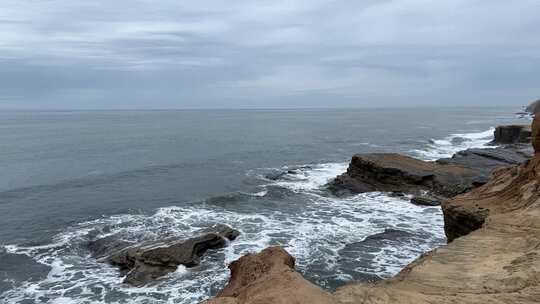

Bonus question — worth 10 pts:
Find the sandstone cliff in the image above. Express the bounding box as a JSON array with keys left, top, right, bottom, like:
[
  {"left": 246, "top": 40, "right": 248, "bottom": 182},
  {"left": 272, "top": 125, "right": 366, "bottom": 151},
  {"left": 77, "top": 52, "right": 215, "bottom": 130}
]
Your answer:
[{"left": 206, "top": 117, "right": 540, "bottom": 304}]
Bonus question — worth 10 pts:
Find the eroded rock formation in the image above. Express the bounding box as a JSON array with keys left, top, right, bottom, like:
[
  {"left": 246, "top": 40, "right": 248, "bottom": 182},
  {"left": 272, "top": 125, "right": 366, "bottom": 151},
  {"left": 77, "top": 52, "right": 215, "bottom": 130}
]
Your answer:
[
  {"left": 88, "top": 224, "right": 240, "bottom": 286},
  {"left": 328, "top": 153, "right": 482, "bottom": 198},
  {"left": 491, "top": 125, "right": 531, "bottom": 144},
  {"left": 204, "top": 247, "right": 334, "bottom": 304}
]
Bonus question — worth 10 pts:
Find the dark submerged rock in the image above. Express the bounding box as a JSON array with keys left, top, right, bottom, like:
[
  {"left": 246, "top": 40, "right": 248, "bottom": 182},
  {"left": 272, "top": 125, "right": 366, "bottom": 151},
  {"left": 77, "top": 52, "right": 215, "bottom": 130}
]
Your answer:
[
  {"left": 87, "top": 234, "right": 134, "bottom": 259},
  {"left": 342, "top": 229, "right": 413, "bottom": 253},
  {"left": 88, "top": 224, "right": 240, "bottom": 286}
]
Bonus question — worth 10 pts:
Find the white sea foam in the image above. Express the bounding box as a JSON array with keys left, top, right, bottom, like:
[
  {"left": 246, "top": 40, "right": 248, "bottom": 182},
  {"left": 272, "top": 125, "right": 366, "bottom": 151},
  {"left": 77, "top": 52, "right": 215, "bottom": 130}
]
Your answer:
[
  {"left": 2, "top": 177, "right": 445, "bottom": 304},
  {"left": 247, "top": 190, "right": 268, "bottom": 197},
  {"left": 2, "top": 153, "right": 453, "bottom": 304},
  {"left": 268, "top": 162, "right": 349, "bottom": 192},
  {"left": 410, "top": 128, "right": 495, "bottom": 161}
]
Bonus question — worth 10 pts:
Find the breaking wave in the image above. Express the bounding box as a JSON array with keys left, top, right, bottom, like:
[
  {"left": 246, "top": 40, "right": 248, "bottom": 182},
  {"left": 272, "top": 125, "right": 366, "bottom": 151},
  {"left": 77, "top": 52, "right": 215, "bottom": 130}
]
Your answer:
[
  {"left": 410, "top": 128, "right": 495, "bottom": 161},
  {"left": 1, "top": 162, "right": 445, "bottom": 304}
]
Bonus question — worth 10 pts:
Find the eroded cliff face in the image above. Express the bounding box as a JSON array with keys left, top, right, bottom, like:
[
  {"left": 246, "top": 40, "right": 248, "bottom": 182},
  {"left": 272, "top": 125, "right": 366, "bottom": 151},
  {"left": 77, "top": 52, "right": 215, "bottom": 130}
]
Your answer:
[{"left": 206, "top": 117, "right": 540, "bottom": 304}]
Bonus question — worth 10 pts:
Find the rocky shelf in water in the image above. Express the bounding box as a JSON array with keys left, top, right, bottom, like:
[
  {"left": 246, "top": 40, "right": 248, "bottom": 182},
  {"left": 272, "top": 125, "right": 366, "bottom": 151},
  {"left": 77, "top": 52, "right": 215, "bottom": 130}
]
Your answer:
[
  {"left": 87, "top": 224, "right": 240, "bottom": 286},
  {"left": 328, "top": 124, "right": 532, "bottom": 206}
]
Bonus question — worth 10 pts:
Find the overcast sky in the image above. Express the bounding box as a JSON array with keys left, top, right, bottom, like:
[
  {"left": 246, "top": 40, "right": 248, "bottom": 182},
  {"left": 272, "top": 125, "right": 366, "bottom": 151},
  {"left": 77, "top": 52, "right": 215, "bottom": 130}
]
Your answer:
[{"left": 0, "top": 0, "right": 539, "bottom": 109}]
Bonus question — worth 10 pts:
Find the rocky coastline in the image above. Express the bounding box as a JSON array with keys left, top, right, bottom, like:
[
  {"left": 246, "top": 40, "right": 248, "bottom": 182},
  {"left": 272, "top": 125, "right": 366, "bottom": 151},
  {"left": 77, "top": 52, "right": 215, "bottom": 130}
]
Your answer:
[
  {"left": 204, "top": 120, "right": 540, "bottom": 304},
  {"left": 328, "top": 124, "right": 532, "bottom": 206}
]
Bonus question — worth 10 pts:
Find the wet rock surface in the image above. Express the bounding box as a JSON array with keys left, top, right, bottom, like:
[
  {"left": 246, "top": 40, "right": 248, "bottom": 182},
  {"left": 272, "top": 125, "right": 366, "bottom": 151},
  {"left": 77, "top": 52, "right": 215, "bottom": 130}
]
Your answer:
[
  {"left": 329, "top": 125, "right": 533, "bottom": 200},
  {"left": 436, "top": 145, "right": 532, "bottom": 184},
  {"left": 87, "top": 234, "right": 134, "bottom": 259},
  {"left": 410, "top": 195, "right": 441, "bottom": 206},
  {"left": 328, "top": 153, "right": 480, "bottom": 198},
  {"left": 88, "top": 224, "right": 239, "bottom": 286}
]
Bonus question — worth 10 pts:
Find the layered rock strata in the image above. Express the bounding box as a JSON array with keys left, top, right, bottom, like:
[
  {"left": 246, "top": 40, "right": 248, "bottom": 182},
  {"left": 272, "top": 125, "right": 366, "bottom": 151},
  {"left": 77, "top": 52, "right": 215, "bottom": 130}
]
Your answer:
[
  {"left": 491, "top": 125, "right": 531, "bottom": 144},
  {"left": 330, "top": 126, "right": 533, "bottom": 201}
]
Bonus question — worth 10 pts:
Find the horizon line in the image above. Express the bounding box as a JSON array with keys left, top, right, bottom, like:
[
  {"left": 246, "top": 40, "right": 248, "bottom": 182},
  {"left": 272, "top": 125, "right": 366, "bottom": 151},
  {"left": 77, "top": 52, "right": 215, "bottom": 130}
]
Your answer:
[{"left": 0, "top": 105, "right": 525, "bottom": 112}]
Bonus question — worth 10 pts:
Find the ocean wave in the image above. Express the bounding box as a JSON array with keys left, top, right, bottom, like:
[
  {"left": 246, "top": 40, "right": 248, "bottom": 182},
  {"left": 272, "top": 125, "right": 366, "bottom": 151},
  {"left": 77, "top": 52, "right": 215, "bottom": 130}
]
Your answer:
[
  {"left": 1, "top": 188, "right": 445, "bottom": 303},
  {"left": 1, "top": 150, "right": 454, "bottom": 303},
  {"left": 256, "top": 162, "right": 349, "bottom": 192},
  {"left": 410, "top": 128, "right": 495, "bottom": 161}
]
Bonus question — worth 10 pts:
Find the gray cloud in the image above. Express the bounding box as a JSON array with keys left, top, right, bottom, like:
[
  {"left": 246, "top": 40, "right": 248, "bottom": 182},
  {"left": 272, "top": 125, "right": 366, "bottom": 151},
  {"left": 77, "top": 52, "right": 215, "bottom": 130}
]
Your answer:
[{"left": 0, "top": 0, "right": 539, "bottom": 109}]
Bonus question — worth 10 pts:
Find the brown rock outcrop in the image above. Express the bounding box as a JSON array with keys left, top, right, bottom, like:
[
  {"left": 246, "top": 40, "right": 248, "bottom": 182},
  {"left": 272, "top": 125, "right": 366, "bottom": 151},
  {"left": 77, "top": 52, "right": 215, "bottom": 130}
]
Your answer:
[
  {"left": 205, "top": 247, "right": 333, "bottom": 304},
  {"left": 329, "top": 153, "right": 481, "bottom": 197}
]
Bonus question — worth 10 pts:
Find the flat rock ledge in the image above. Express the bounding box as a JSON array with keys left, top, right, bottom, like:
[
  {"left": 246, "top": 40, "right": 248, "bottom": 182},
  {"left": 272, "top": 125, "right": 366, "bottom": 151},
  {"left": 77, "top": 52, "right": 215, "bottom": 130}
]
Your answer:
[
  {"left": 88, "top": 224, "right": 240, "bottom": 286},
  {"left": 206, "top": 118, "right": 540, "bottom": 304},
  {"left": 328, "top": 153, "right": 482, "bottom": 198},
  {"left": 329, "top": 126, "right": 533, "bottom": 201}
]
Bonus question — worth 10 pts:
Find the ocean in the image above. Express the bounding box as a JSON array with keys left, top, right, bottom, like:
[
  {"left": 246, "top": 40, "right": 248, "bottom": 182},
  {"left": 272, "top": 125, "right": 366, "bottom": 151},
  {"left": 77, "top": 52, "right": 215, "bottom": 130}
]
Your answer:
[{"left": 0, "top": 108, "right": 525, "bottom": 303}]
